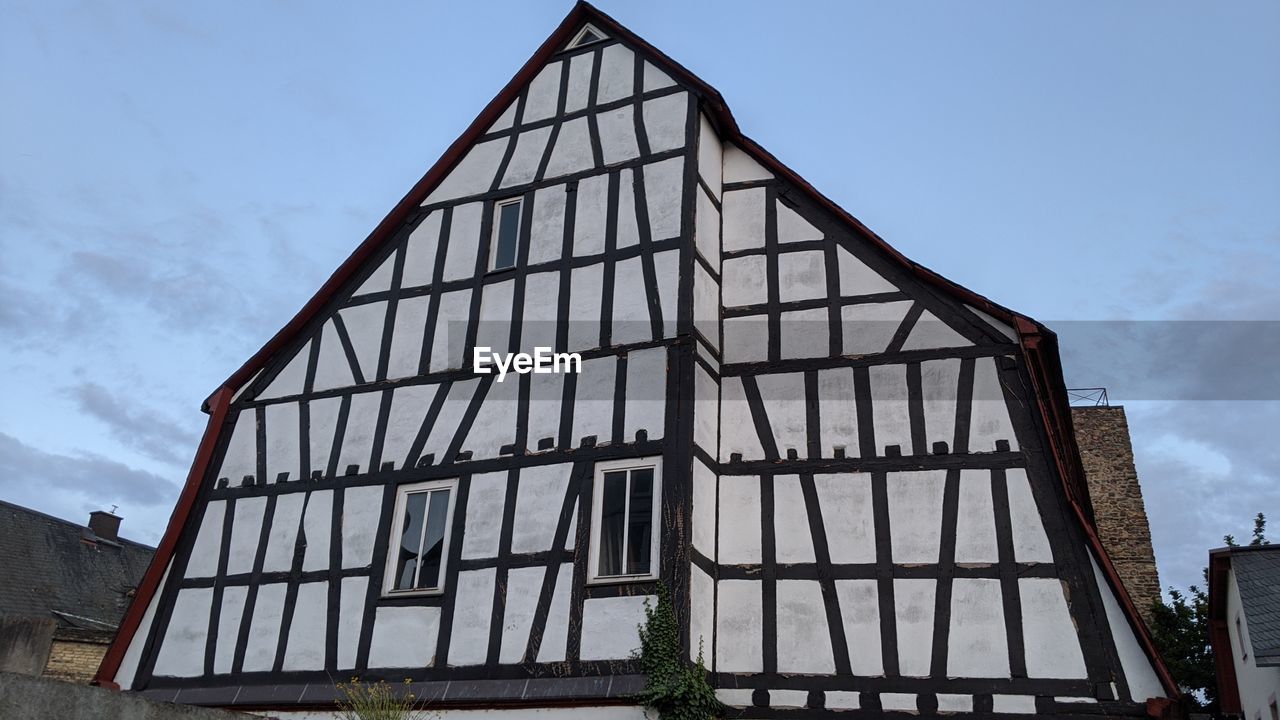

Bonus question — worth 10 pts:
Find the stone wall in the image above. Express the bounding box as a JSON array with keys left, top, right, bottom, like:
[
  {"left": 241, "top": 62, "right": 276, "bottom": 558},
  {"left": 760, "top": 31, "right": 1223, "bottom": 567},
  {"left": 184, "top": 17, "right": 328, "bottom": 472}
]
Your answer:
[
  {"left": 1071, "top": 405, "right": 1162, "bottom": 626},
  {"left": 0, "top": 671, "right": 249, "bottom": 720}
]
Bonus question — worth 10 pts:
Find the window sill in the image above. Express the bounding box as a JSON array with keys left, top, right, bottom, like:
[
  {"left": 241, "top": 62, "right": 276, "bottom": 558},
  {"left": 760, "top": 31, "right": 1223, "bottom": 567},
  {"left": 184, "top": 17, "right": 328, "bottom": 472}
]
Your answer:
[{"left": 585, "top": 573, "right": 659, "bottom": 587}]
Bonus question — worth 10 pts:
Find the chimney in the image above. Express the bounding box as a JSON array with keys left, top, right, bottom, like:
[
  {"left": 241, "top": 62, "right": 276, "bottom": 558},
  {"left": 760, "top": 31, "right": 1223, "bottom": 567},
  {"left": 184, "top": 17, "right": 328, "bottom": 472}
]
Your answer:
[{"left": 89, "top": 510, "right": 122, "bottom": 542}]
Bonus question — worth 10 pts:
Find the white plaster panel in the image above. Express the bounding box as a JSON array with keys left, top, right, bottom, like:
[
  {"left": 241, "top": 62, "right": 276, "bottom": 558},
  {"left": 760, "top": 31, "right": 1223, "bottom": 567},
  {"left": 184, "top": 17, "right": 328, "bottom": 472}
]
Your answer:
[
  {"left": 387, "top": 295, "right": 430, "bottom": 380},
  {"left": 527, "top": 370, "right": 563, "bottom": 451},
  {"left": 338, "top": 302, "right": 386, "bottom": 383},
  {"left": 887, "top": 471, "right": 945, "bottom": 564},
  {"left": 947, "top": 578, "right": 1010, "bottom": 678},
  {"left": 528, "top": 187, "right": 567, "bottom": 265},
  {"left": 722, "top": 315, "right": 768, "bottom": 364},
  {"left": 643, "top": 60, "right": 675, "bottom": 91},
  {"left": 462, "top": 472, "right": 507, "bottom": 559},
  {"left": 564, "top": 52, "right": 593, "bottom": 113},
  {"left": 596, "top": 43, "right": 634, "bottom": 104},
  {"left": 817, "top": 473, "right": 876, "bottom": 564},
  {"left": 570, "top": 356, "right": 615, "bottom": 446},
  {"left": 115, "top": 564, "right": 170, "bottom": 689},
  {"left": 938, "top": 694, "right": 974, "bottom": 712},
  {"left": 777, "top": 250, "right": 827, "bottom": 302},
  {"left": 921, "top": 358, "right": 960, "bottom": 451},
  {"left": 511, "top": 463, "right": 571, "bottom": 553},
  {"left": 882, "top": 694, "right": 918, "bottom": 712},
  {"left": 449, "top": 568, "right": 496, "bottom": 666},
  {"left": 337, "top": 576, "right": 366, "bottom": 669},
  {"left": 464, "top": 366, "right": 519, "bottom": 459},
  {"left": 836, "top": 246, "right": 897, "bottom": 295},
  {"left": 693, "top": 362, "right": 718, "bottom": 456},
  {"left": 818, "top": 369, "right": 859, "bottom": 457},
  {"left": 368, "top": 605, "right": 439, "bottom": 668},
  {"left": 499, "top": 566, "right": 544, "bottom": 664},
  {"left": 716, "top": 580, "right": 763, "bottom": 672},
  {"left": 697, "top": 114, "right": 723, "bottom": 199},
  {"left": 307, "top": 396, "right": 341, "bottom": 478},
  {"left": 694, "top": 185, "right": 720, "bottom": 270},
  {"left": 716, "top": 689, "right": 755, "bottom": 707},
  {"left": 301, "top": 490, "right": 332, "bottom": 572},
  {"left": 842, "top": 300, "right": 912, "bottom": 356},
  {"left": 773, "top": 475, "right": 815, "bottom": 563},
  {"left": 597, "top": 106, "right": 639, "bottom": 166},
  {"left": 258, "top": 342, "right": 308, "bottom": 400},
  {"left": 213, "top": 585, "right": 246, "bottom": 674},
  {"left": 775, "top": 580, "right": 835, "bottom": 673},
  {"left": 894, "top": 578, "right": 936, "bottom": 677},
  {"left": 544, "top": 117, "right": 594, "bottom": 179},
  {"left": 265, "top": 401, "right": 301, "bottom": 483},
  {"left": 520, "top": 271, "right": 560, "bottom": 355},
  {"left": 966, "top": 303, "right": 1019, "bottom": 341},
  {"left": 1007, "top": 468, "right": 1053, "bottom": 563},
  {"left": 283, "top": 581, "right": 327, "bottom": 670},
  {"left": 421, "top": 378, "right": 478, "bottom": 461},
  {"left": 522, "top": 61, "right": 562, "bottom": 124},
  {"left": 489, "top": 102, "right": 517, "bottom": 132},
  {"left": 643, "top": 92, "right": 687, "bottom": 154},
  {"left": 242, "top": 582, "right": 287, "bottom": 672},
  {"left": 402, "top": 210, "right": 440, "bottom": 289},
  {"left": 572, "top": 173, "right": 609, "bottom": 256},
  {"left": 776, "top": 201, "right": 823, "bottom": 243},
  {"left": 536, "top": 563, "right": 574, "bottom": 663},
  {"left": 353, "top": 251, "right": 395, "bottom": 296},
  {"left": 992, "top": 695, "right": 1037, "bottom": 713},
  {"left": 722, "top": 254, "right": 767, "bottom": 308},
  {"left": 870, "top": 364, "right": 912, "bottom": 456},
  {"left": 834, "top": 579, "right": 883, "bottom": 675},
  {"left": 621, "top": 170, "right": 646, "bottom": 251},
  {"left": 1021, "top": 577, "right": 1089, "bottom": 679},
  {"left": 154, "top": 588, "right": 212, "bottom": 677},
  {"left": 336, "top": 391, "right": 381, "bottom": 475},
  {"left": 780, "top": 307, "right": 829, "bottom": 360},
  {"left": 261, "top": 492, "right": 304, "bottom": 572},
  {"left": 312, "top": 320, "right": 354, "bottom": 392},
  {"left": 689, "top": 563, "right": 714, "bottom": 662},
  {"left": 611, "top": 256, "right": 648, "bottom": 345},
  {"left": 429, "top": 290, "right": 471, "bottom": 372},
  {"left": 644, "top": 156, "right": 684, "bottom": 241},
  {"left": 969, "top": 356, "right": 1019, "bottom": 451},
  {"left": 501, "top": 126, "right": 552, "bottom": 188},
  {"left": 341, "top": 485, "right": 384, "bottom": 568},
  {"left": 625, "top": 346, "right": 666, "bottom": 441},
  {"left": 425, "top": 139, "right": 508, "bottom": 205},
  {"left": 693, "top": 263, "right": 719, "bottom": 350},
  {"left": 722, "top": 188, "right": 766, "bottom": 252},
  {"left": 476, "top": 278, "right": 515, "bottom": 356},
  {"left": 755, "top": 372, "right": 807, "bottom": 456},
  {"left": 227, "top": 496, "right": 266, "bottom": 575},
  {"left": 955, "top": 469, "right": 999, "bottom": 564},
  {"left": 722, "top": 144, "right": 772, "bottom": 183},
  {"left": 902, "top": 309, "right": 972, "bottom": 351},
  {"left": 443, "top": 202, "right": 483, "bottom": 282},
  {"left": 827, "top": 691, "right": 861, "bottom": 709},
  {"left": 566, "top": 264, "right": 603, "bottom": 352},
  {"left": 718, "top": 377, "right": 766, "bottom": 461},
  {"left": 654, "top": 249, "right": 679, "bottom": 338},
  {"left": 185, "top": 500, "right": 225, "bottom": 578},
  {"left": 718, "top": 476, "right": 761, "bottom": 564},
  {"left": 580, "top": 595, "right": 650, "bottom": 660},
  {"left": 382, "top": 384, "right": 437, "bottom": 470},
  {"left": 218, "top": 410, "right": 257, "bottom": 485},
  {"left": 772, "top": 690, "right": 809, "bottom": 708}
]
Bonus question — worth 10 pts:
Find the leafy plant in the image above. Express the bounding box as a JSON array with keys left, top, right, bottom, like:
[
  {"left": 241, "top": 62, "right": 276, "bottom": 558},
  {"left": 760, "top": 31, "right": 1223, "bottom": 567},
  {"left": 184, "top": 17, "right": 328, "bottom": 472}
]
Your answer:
[
  {"left": 335, "top": 678, "right": 437, "bottom": 720},
  {"left": 634, "top": 584, "right": 723, "bottom": 720}
]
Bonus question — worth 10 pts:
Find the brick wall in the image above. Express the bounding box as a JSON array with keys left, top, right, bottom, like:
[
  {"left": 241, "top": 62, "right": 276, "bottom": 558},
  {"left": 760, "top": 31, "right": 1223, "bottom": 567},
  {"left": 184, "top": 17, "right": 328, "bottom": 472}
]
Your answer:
[
  {"left": 42, "top": 637, "right": 108, "bottom": 684},
  {"left": 1071, "top": 405, "right": 1162, "bottom": 626}
]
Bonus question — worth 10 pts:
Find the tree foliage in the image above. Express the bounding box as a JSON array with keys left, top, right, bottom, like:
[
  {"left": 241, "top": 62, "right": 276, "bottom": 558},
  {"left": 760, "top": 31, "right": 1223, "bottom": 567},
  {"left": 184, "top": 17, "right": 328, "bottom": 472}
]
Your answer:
[{"left": 634, "top": 584, "right": 724, "bottom": 720}]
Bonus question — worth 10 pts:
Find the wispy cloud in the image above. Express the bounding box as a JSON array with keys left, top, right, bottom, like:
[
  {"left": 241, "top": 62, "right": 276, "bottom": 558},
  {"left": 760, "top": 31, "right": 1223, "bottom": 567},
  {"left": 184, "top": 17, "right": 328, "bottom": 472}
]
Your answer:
[{"left": 64, "top": 381, "right": 200, "bottom": 467}]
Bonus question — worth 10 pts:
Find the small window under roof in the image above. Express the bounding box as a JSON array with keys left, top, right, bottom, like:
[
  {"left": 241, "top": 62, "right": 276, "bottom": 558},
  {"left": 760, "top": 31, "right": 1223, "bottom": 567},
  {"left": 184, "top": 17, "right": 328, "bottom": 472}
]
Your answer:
[{"left": 567, "top": 23, "right": 606, "bottom": 49}]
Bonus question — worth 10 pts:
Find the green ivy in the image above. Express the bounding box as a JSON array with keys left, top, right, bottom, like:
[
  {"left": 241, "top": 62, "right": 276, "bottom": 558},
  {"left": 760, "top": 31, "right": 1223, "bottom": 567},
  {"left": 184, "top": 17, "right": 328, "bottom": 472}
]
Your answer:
[{"left": 634, "top": 584, "right": 724, "bottom": 720}]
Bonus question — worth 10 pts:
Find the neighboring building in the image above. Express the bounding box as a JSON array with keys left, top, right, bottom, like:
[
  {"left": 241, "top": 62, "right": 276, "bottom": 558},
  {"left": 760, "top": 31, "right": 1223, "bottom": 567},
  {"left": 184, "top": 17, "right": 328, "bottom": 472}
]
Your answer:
[
  {"left": 1072, "top": 405, "right": 1162, "bottom": 626},
  {"left": 98, "top": 3, "right": 1182, "bottom": 718},
  {"left": 1209, "top": 545, "right": 1280, "bottom": 720},
  {"left": 0, "top": 501, "right": 153, "bottom": 683}
]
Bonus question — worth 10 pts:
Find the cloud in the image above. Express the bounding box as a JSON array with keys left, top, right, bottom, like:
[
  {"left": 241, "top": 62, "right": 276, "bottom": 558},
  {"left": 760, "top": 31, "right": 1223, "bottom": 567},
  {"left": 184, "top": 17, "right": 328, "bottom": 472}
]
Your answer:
[{"left": 65, "top": 381, "right": 200, "bottom": 467}]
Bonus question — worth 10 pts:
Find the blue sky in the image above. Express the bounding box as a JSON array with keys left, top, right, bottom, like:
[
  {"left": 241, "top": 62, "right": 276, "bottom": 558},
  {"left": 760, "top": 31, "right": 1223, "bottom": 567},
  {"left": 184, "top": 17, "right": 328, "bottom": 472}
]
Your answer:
[{"left": 1, "top": 0, "right": 1276, "bottom": 595}]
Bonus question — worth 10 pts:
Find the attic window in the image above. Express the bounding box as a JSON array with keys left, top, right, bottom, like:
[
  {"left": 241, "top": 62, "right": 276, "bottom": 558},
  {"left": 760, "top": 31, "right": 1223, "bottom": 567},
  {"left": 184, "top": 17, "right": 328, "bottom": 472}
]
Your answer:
[
  {"left": 567, "top": 24, "right": 606, "bottom": 49},
  {"left": 491, "top": 197, "right": 522, "bottom": 271}
]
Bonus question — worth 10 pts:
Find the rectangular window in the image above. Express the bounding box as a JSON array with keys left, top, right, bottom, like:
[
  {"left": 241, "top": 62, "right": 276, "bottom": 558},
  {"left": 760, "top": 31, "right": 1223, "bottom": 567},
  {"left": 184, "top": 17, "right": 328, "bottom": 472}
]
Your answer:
[
  {"left": 383, "top": 479, "right": 457, "bottom": 595},
  {"left": 589, "top": 457, "right": 661, "bottom": 583},
  {"left": 491, "top": 197, "right": 522, "bottom": 271},
  {"left": 1237, "top": 615, "right": 1248, "bottom": 659}
]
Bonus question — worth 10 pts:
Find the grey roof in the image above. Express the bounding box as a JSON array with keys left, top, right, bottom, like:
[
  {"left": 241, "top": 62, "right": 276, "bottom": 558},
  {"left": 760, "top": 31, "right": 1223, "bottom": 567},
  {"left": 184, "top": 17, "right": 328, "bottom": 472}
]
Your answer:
[
  {"left": 0, "top": 500, "right": 154, "bottom": 631},
  {"left": 1234, "top": 546, "right": 1280, "bottom": 666}
]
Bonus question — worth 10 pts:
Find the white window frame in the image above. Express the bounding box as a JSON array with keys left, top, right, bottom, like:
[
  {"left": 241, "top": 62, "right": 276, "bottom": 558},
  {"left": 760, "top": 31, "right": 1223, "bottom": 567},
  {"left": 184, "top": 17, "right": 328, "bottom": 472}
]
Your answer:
[
  {"left": 490, "top": 197, "right": 523, "bottom": 271},
  {"left": 567, "top": 23, "right": 607, "bottom": 50},
  {"left": 381, "top": 478, "right": 458, "bottom": 597},
  {"left": 588, "top": 456, "right": 662, "bottom": 585}
]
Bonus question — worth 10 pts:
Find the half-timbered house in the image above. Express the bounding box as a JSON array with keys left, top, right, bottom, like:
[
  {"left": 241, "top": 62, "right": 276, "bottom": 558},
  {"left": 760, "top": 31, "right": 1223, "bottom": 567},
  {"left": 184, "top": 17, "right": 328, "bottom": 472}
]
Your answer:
[{"left": 96, "top": 3, "right": 1183, "bottom": 718}]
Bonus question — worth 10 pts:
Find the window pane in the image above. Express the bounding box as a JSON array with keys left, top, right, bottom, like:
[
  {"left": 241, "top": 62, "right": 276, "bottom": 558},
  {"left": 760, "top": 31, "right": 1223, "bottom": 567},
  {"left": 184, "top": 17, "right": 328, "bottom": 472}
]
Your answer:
[
  {"left": 626, "top": 468, "right": 653, "bottom": 575},
  {"left": 494, "top": 201, "right": 521, "bottom": 270},
  {"left": 394, "top": 492, "right": 429, "bottom": 590},
  {"left": 598, "top": 471, "right": 627, "bottom": 577},
  {"left": 416, "top": 489, "right": 451, "bottom": 589}
]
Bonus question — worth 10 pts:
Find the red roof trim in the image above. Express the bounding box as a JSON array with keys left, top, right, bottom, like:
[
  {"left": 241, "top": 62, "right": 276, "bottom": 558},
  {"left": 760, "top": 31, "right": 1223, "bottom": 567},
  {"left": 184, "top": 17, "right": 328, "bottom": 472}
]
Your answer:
[{"left": 1207, "top": 549, "right": 1243, "bottom": 713}]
